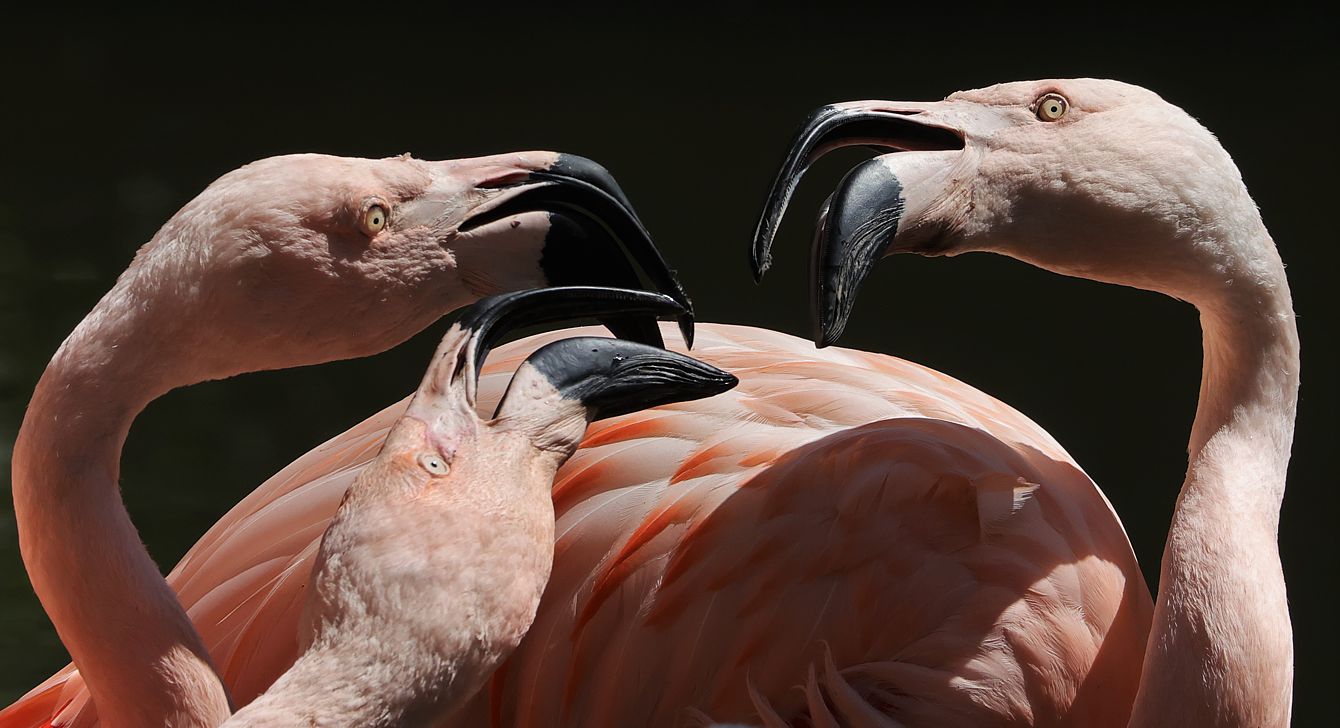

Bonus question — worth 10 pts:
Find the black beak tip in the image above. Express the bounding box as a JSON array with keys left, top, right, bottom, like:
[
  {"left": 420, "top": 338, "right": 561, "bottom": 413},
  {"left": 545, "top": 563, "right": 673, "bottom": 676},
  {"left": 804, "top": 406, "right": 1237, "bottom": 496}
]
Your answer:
[
  {"left": 678, "top": 314, "right": 696, "bottom": 350},
  {"left": 547, "top": 154, "right": 638, "bottom": 215},
  {"left": 749, "top": 247, "right": 770, "bottom": 284},
  {"left": 718, "top": 370, "right": 741, "bottom": 391},
  {"left": 751, "top": 104, "right": 855, "bottom": 282},
  {"left": 812, "top": 309, "right": 843, "bottom": 349},
  {"left": 807, "top": 159, "right": 905, "bottom": 350},
  {"left": 751, "top": 211, "right": 782, "bottom": 284}
]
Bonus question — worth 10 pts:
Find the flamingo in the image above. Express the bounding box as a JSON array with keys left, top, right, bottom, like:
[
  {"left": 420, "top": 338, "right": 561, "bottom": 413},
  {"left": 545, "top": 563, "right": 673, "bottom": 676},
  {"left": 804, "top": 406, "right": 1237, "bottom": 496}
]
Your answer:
[
  {"left": 6, "top": 77, "right": 1295, "bottom": 727},
  {"left": 3, "top": 151, "right": 694, "bottom": 728},
  {"left": 751, "top": 78, "right": 1296, "bottom": 725},
  {"left": 222, "top": 286, "right": 736, "bottom": 727}
]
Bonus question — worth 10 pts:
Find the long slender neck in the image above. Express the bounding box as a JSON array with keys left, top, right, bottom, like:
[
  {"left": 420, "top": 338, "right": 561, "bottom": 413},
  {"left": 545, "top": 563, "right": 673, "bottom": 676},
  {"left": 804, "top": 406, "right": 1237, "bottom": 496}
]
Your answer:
[
  {"left": 10, "top": 275, "right": 231, "bottom": 727},
  {"left": 221, "top": 632, "right": 482, "bottom": 728},
  {"left": 1129, "top": 226, "right": 1299, "bottom": 726},
  {"left": 225, "top": 437, "right": 563, "bottom": 727}
]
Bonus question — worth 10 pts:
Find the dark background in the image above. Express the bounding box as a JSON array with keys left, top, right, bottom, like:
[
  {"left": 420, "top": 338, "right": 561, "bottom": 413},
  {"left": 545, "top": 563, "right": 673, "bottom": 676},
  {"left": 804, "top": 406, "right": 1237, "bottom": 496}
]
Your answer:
[{"left": 2, "top": 4, "right": 1333, "bottom": 722}]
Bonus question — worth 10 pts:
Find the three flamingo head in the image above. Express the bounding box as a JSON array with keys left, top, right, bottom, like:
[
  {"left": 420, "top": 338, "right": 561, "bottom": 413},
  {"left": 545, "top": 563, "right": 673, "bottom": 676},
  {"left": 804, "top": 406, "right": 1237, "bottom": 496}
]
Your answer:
[
  {"left": 752, "top": 78, "right": 1259, "bottom": 345},
  {"left": 125, "top": 151, "right": 693, "bottom": 382}
]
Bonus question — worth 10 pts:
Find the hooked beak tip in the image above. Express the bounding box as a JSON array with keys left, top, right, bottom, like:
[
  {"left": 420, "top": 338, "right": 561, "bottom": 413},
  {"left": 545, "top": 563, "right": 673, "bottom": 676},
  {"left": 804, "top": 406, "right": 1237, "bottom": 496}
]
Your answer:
[
  {"left": 678, "top": 314, "right": 696, "bottom": 350},
  {"left": 810, "top": 159, "right": 906, "bottom": 348},
  {"left": 749, "top": 243, "right": 771, "bottom": 284},
  {"left": 752, "top": 100, "right": 964, "bottom": 345}
]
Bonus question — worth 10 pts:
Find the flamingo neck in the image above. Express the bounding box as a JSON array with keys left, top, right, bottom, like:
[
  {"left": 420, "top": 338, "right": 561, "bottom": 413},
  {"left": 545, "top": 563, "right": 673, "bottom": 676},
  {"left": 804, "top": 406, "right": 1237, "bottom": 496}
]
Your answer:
[
  {"left": 225, "top": 542, "right": 551, "bottom": 726},
  {"left": 10, "top": 276, "right": 231, "bottom": 727},
  {"left": 221, "top": 634, "right": 483, "bottom": 727},
  {"left": 226, "top": 436, "right": 561, "bottom": 727},
  {"left": 1129, "top": 224, "right": 1298, "bottom": 726}
]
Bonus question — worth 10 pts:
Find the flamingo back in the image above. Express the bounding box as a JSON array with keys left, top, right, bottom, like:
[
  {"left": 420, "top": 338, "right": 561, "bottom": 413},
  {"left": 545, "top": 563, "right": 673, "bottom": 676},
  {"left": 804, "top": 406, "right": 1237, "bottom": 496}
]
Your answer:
[{"left": 1, "top": 324, "right": 1151, "bottom": 727}]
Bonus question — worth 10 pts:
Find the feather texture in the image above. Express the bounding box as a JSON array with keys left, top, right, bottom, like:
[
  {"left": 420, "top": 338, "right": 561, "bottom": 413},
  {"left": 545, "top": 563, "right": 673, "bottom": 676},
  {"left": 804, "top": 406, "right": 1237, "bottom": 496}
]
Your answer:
[{"left": 1, "top": 323, "right": 1151, "bottom": 727}]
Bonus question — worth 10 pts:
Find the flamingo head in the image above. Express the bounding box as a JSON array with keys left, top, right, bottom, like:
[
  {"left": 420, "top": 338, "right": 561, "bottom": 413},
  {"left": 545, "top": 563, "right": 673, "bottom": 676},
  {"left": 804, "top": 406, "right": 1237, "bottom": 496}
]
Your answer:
[
  {"left": 115, "top": 152, "right": 693, "bottom": 384},
  {"left": 299, "top": 287, "right": 735, "bottom": 721},
  {"left": 392, "top": 285, "right": 736, "bottom": 469},
  {"left": 751, "top": 78, "right": 1266, "bottom": 346}
]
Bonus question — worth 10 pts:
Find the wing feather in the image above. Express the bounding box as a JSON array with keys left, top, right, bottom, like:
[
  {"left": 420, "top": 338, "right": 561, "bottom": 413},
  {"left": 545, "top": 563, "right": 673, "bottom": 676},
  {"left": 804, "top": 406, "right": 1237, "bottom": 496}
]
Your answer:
[{"left": 2, "top": 324, "right": 1150, "bottom": 728}]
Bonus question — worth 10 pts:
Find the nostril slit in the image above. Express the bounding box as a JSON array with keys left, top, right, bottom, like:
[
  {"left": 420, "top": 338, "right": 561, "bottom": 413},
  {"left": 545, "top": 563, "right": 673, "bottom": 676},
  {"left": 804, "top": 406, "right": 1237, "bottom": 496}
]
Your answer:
[{"left": 477, "top": 171, "right": 530, "bottom": 190}]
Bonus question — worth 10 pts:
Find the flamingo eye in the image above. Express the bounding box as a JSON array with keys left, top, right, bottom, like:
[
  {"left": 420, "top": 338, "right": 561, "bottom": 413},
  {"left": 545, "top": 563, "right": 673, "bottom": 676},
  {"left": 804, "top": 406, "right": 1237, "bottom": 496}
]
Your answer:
[
  {"left": 418, "top": 453, "right": 450, "bottom": 476},
  {"left": 361, "top": 204, "right": 389, "bottom": 236},
  {"left": 1035, "top": 93, "right": 1069, "bottom": 122}
]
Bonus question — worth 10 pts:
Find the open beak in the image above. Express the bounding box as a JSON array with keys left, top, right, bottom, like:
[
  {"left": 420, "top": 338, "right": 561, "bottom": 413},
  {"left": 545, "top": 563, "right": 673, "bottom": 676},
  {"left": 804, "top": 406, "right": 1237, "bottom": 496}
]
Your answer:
[
  {"left": 409, "top": 286, "right": 689, "bottom": 416},
  {"left": 450, "top": 286, "right": 734, "bottom": 423},
  {"left": 402, "top": 286, "right": 733, "bottom": 452},
  {"left": 461, "top": 155, "right": 695, "bottom": 348},
  {"left": 751, "top": 102, "right": 966, "bottom": 346}
]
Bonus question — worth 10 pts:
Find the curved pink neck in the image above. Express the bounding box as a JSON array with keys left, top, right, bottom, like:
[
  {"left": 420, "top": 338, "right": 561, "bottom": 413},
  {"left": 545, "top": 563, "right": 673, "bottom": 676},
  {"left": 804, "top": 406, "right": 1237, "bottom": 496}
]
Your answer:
[
  {"left": 222, "top": 640, "right": 485, "bottom": 727},
  {"left": 1129, "top": 232, "right": 1298, "bottom": 726},
  {"left": 11, "top": 287, "right": 231, "bottom": 727}
]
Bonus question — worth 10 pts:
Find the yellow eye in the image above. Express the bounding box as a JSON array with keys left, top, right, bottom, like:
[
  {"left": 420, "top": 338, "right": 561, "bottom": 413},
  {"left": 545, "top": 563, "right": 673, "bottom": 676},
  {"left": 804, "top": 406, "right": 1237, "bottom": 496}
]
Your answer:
[
  {"left": 418, "top": 453, "right": 449, "bottom": 476},
  {"left": 1036, "top": 93, "right": 1069, "bottom": 122},
  {"left": 362, "top": 204, "right": 388, "bottom": 236}
]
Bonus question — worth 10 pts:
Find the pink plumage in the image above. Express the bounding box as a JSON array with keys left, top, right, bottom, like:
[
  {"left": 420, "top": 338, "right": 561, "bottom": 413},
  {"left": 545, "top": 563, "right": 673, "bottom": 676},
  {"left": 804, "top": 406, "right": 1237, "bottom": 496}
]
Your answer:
[
  {"left": 9, "top": 77, "right": 1297, "bottom": 726},
  {"left": 3, "top": 323, "right": 1153, "bottom": 727}
]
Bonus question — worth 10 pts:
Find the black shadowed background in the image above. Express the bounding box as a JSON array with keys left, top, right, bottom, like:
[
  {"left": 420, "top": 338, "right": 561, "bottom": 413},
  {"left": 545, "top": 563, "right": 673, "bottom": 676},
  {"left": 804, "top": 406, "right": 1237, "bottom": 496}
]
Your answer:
[{"left": 1, "top": 4, "right": 1334, "bottom": 722}]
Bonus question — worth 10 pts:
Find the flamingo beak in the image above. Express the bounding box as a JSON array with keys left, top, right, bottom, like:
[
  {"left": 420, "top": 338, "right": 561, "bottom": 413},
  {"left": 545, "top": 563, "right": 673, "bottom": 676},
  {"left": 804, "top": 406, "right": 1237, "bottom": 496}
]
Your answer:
[
  {"left": 750, "top": 102, "right": 966, "bottom": 346},
  {"left": 410, "top": 286, "right": 689, "bottom": 418},
  {"left": 514, "top": 336, "right": 737, "bottom": 422},
  {"left": 810, "top": 158, "right": 907, "bottom": 347},
  {"left": 402, "top": 286, "right": 726, "bottom": 457},
  {"left": 462, "top": 155, "right": 695, "bottom": 348}
]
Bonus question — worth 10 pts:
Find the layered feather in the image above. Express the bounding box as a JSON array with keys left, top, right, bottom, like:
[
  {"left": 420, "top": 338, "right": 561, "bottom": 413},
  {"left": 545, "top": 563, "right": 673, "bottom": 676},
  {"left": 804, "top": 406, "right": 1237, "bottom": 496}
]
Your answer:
[{"left": 1, "top": 324, "right": 1151, "bottom": 727}]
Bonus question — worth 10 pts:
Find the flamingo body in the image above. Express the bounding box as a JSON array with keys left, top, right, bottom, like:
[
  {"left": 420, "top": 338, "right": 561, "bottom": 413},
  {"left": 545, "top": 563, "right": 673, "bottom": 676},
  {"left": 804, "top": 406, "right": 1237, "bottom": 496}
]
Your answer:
[{"left": 5, "top": 323, "right": 1152, "bottom": 727}]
